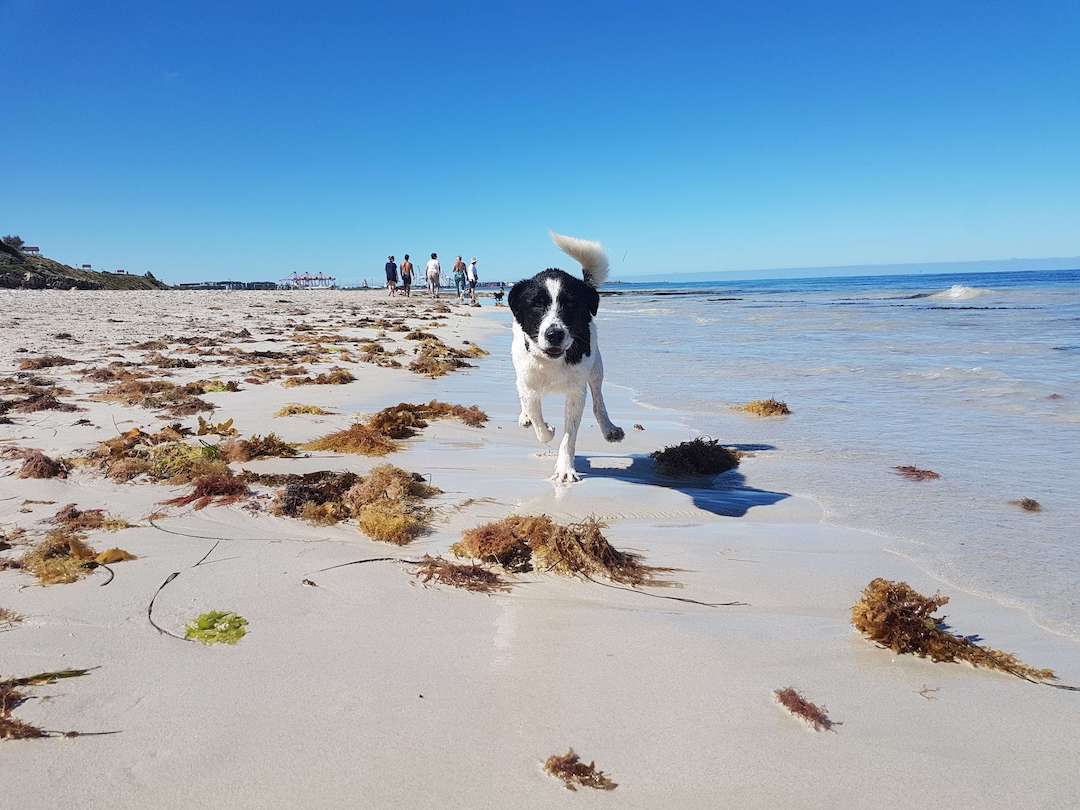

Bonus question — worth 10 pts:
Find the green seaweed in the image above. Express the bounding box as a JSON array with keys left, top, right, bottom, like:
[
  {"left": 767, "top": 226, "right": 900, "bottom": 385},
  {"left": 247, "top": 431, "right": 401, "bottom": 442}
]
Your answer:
[{"left": 185, "top": 610, "right": 248, "bottom": 645}]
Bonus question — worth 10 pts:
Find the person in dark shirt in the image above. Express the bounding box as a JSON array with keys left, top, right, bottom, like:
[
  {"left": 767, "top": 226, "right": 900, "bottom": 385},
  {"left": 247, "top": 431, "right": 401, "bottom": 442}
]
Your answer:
[{"left": 384, "top": 255, "right": 398, "bottom": 296}]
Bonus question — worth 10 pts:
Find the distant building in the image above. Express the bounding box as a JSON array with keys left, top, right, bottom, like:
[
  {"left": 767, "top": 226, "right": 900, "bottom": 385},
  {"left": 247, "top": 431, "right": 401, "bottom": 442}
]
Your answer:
[
  {"left": 20, "top": 246, "right": 41, "bottom": 255},
  {"left": 113, "top": 269, "right": 128, "bottom": 275},
  {"left": 80, "top": 264, "right": 92, "bottom": 270},
  {"left": 174, "top": 280, "right": 278, "bottom": 291}
]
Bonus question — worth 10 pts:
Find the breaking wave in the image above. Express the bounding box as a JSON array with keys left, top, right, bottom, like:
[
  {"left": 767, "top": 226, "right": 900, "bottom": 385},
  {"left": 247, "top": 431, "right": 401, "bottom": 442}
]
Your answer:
[{"left": 928, "top": 284, "right": 994, "bottom": 301}]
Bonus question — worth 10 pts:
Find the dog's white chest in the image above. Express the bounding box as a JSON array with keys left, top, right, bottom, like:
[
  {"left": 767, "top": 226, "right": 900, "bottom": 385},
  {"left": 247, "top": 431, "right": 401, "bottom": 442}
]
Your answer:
[{"left": 511, "top": 321, "right": 593, "bottom": 393}]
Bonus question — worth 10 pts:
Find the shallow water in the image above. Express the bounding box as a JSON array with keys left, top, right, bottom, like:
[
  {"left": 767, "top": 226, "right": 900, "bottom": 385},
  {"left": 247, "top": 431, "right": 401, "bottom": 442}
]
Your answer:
[{"left": 596, "top": 269, "right": 1080, "bottom": 638}]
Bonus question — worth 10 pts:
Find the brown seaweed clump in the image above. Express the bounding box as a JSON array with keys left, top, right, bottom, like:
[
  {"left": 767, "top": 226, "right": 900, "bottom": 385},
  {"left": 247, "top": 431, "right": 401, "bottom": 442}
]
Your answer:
[
  {"left": 270, "top": 465, "right": 439, "bottom": 543},
  {"left": 11, "top": 393, "right": 80, "bottom": 413},
  {"left": 365, "top": 401, "right": 488, "bottom": 437},
  {"left": 452, "top": 515, "right": 667, "bottom": 586},
  {"left": 275, "top": 403, "right": 332, "bottom": 416},
  {"left": 412, "top": 555, "right": 511, "bottom": 593},
  {"left": 348, "top": 465, "right": 440, "bottom": 545},
  {"left": 302, "top": 423, "right": 398, "bottom": 456},
  {"left": 161, "top": 473, "right": 250, "bottom": 510},
  {"left": 544, "top": 749, "right": 617, "bottom": 792},
  {"left": 303, "top": 401, "right": 487, "bottom": 456},
  {"left": 96, "top": 379, "right": 215, "bottom": 416},
  {"left": 774, "top": 687, "right": 834, "bottom": 731},
  {"left": 2, "top": 449, "right": 69, "bottom": 479},
  {"left": 1010, "top": 497, "right": 1042, "bottom": 512},
  {"left": 894, "top": 465, "right": 941, "bottom": 481},
  {"left": 82, "top": 425, "right": 226, "bottom": 483},
  {"left": 737, "top": 398, "right": 792, "bottom": 417},
  {"left": 283, "top": 368, "right": 356, "bottom": 387},
  {"left": 50, "top": 504, "right": 131, "bottom": 532},
  {"left": 650, "top": 438, "right": 740, "bottom": 477},
  {"left": 219, "top": 433, "right": 298, "bottom": 463},
  {"left": 17, "top": 355, "right": 77, "bottom": 371},
  {"left": 17, "top": 530, "right": 97, "bottom": 585},
  {"left": 851, "top": 578, "right": 1056, "bottom": 682},
  {"left": 196, "top": 416, "right": 238, "bottom": 436},
  {"left": 270, "top": 471, "right": 361, "bottom": 524},
  {"left": 408, "top": 336, "right": 478, "bottom": 378}
]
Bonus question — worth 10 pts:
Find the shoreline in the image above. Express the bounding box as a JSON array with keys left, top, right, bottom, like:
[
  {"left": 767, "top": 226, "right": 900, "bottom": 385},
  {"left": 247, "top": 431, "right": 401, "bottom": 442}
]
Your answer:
[
  {"left": 2, "top": 290, "right": 1079, "bottom": 807},
  {"left": 616, "top": 375, "right": 1080, "bottom": 644}
]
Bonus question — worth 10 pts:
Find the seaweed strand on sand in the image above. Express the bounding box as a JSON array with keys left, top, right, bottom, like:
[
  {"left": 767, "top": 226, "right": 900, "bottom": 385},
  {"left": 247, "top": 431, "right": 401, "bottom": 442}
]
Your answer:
[
  {"left": 852, "top": 578, "right": 1058, "bottom": 683},
  {"left": 451, "top": 514, "right": 671, "bottom": 586},
  {"left": 302, "top": 400, "right": 487, "bottom": 457},
  {"left": 544, "top": 749, "right": 618, "bottom": 791},
  {"left": 774, "top": 687, "right": 835, "bottom": 731}
]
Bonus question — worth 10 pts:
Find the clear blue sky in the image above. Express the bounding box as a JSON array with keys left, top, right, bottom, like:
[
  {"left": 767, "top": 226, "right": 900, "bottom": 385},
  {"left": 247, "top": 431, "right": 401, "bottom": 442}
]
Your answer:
[{"left": 3, "top": 1, "right": 1078, "bottom": 284}]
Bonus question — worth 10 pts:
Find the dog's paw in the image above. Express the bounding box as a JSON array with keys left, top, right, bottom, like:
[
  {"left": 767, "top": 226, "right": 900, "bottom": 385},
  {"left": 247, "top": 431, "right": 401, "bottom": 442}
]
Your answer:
[
  {"left": 603, "top": 425, "right": 625, "bottom": 443},
  {"left": 534, "top": 423, "right": 555, "bottom": 444},
  {"left": 550, "top": 465, "right": 581, "bottom": 485}
]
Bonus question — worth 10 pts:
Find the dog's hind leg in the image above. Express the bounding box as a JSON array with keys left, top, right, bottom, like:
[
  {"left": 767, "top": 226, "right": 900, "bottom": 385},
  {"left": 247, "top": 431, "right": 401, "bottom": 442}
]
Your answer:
[
  {"left": 552, "top": 387, "right": 586, "bottom": 484},
  {"left": 588, "top": 356, "right": 625, "bottom": 442},
  {"left": 518, "top": 385, "right": 554, "bottom": 443}
]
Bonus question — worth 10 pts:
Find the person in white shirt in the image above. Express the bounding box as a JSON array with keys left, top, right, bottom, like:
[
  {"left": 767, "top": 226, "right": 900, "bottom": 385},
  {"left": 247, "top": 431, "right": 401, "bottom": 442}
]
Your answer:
[
  {"left": 466, "top": 257, "right": 479, "bottom": 303},
  {"left": 425, "top": 253, "right": 441, "bottom": 299}
]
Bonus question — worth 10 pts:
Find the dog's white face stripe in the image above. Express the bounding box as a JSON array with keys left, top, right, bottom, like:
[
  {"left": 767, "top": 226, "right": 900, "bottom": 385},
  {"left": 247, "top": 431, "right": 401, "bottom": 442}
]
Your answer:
[{"left": 537, "top": 277, "right": 571, "bottom": 352}]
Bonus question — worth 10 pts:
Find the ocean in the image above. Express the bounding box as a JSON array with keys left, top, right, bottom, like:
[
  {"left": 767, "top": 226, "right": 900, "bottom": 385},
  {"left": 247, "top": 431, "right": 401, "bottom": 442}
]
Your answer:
[{"left": 594, "top": 269, "right": 1080, "bottom": 639}]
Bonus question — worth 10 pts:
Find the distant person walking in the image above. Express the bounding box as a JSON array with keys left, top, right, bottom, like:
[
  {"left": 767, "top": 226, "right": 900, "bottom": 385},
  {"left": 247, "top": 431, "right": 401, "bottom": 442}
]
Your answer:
[
  {"left": 453, "top": 256, "right": 467, "bottom": 300},
  {"left": 466, "top": 257, "right": 479, "bottom": 303},
  {"left": 425, "top": 253, "right": 441, "bottom": 298},
  {"left": 400, "top": 254, "right": 413, "bottom": 297},
  {"left": 384, "top": 255, "right": 398, "bottom": 296}
]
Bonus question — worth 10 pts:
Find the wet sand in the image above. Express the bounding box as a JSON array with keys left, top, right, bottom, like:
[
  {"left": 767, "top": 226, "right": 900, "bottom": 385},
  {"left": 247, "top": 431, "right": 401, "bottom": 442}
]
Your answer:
[{"left": 2, "top": 290, "right": 1078, "bottom": 808}]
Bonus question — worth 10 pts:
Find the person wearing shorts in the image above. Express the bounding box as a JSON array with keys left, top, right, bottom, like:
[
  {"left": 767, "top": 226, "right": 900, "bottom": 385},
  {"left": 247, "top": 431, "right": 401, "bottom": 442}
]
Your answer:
[
  {"left": 452, "top": 256, "right": 466, "bottom": 300},
  {"left": 466, "top": 257, "right": 479, "bottom": 303},
  {"left": 384, "top": 255, "right": 398, "bottom": 296},
  {"left": 400, "top": 254, "right": 413, "bottom": 296},
  {"left": 425, "top": 253, "right": 441, "bottom": 298}
]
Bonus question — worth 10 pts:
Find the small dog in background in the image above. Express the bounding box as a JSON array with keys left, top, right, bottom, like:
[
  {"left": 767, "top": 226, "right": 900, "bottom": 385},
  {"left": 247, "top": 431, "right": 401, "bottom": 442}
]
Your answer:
[{"left": 508, "top": 232, "right": 624, "bottom": 483}]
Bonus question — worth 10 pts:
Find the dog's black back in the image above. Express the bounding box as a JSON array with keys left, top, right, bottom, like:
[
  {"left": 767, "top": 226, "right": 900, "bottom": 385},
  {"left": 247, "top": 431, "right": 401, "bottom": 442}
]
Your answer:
[{"left": 508, "top": 268, "right": 600, "bottom": 365}]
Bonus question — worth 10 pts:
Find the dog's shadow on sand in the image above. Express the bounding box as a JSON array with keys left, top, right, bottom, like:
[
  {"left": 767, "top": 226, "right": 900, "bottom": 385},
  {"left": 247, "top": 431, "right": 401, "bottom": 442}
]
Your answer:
[{"left": 579, "top": 444, "right": 790, "bottom": 518}]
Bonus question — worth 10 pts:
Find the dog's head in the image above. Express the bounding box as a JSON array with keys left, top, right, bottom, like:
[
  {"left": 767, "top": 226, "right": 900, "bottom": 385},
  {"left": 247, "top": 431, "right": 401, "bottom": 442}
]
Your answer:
[{"left": 508, "top": 268, "right": 599, "bottom": 364}]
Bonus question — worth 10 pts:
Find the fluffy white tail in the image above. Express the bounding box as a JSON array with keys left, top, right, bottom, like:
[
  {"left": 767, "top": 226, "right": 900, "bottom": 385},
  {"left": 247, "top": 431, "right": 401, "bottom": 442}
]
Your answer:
[{"left": 550, "top": 231, "right": 609, "bottom": 288}]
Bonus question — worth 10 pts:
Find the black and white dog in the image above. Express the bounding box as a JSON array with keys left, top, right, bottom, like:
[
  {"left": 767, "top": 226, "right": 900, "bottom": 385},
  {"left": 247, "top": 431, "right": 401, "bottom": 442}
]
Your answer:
[{"left": 509, "top": 232, "right": 624, "bottom": 483}]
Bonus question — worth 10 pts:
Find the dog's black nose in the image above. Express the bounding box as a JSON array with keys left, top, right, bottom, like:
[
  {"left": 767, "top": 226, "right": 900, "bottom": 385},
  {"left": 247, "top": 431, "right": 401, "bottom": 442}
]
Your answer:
[{"left": 544, "top": 326, "right": 566, "bottom": 345}]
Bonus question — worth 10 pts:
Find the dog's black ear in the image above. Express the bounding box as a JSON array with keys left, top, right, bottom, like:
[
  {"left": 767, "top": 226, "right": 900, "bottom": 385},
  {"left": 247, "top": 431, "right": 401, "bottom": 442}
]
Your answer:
[
  {"left": 587, "top": 285, "right": 600, "bottom": 317},
  {"left": 507, "top": 280, "right": 529, "bottom": 321}
]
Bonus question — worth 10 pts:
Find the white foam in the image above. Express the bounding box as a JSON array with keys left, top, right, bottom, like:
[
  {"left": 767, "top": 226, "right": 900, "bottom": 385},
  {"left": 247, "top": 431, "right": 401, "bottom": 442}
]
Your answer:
[{"left": 929, "top": 284, "right": 993, "bottom": 301}]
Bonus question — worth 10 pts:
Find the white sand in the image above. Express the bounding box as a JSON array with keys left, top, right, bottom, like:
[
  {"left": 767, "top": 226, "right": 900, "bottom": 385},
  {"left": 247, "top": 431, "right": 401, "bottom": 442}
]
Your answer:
[{"left": 2, "top": 290, "right": 1078, "bottom": 808}]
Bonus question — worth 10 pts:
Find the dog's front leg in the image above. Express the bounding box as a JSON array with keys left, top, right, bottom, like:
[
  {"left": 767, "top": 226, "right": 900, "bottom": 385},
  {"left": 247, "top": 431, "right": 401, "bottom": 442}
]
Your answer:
[
  {"left": 588, "top": 355, "right": 624, "bottom": 442},
  {"left": 551, "top": 387, "right": 586, "bottom": 484},
  {"left": 519, "top": 387, "right": 554, "bottom": 443}
]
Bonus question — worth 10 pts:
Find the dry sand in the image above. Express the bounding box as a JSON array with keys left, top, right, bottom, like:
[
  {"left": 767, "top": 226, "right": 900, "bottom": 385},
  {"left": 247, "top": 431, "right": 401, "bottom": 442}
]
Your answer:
[{"left": 2, "top": 289, "right": 1078, "bottom": 808}]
